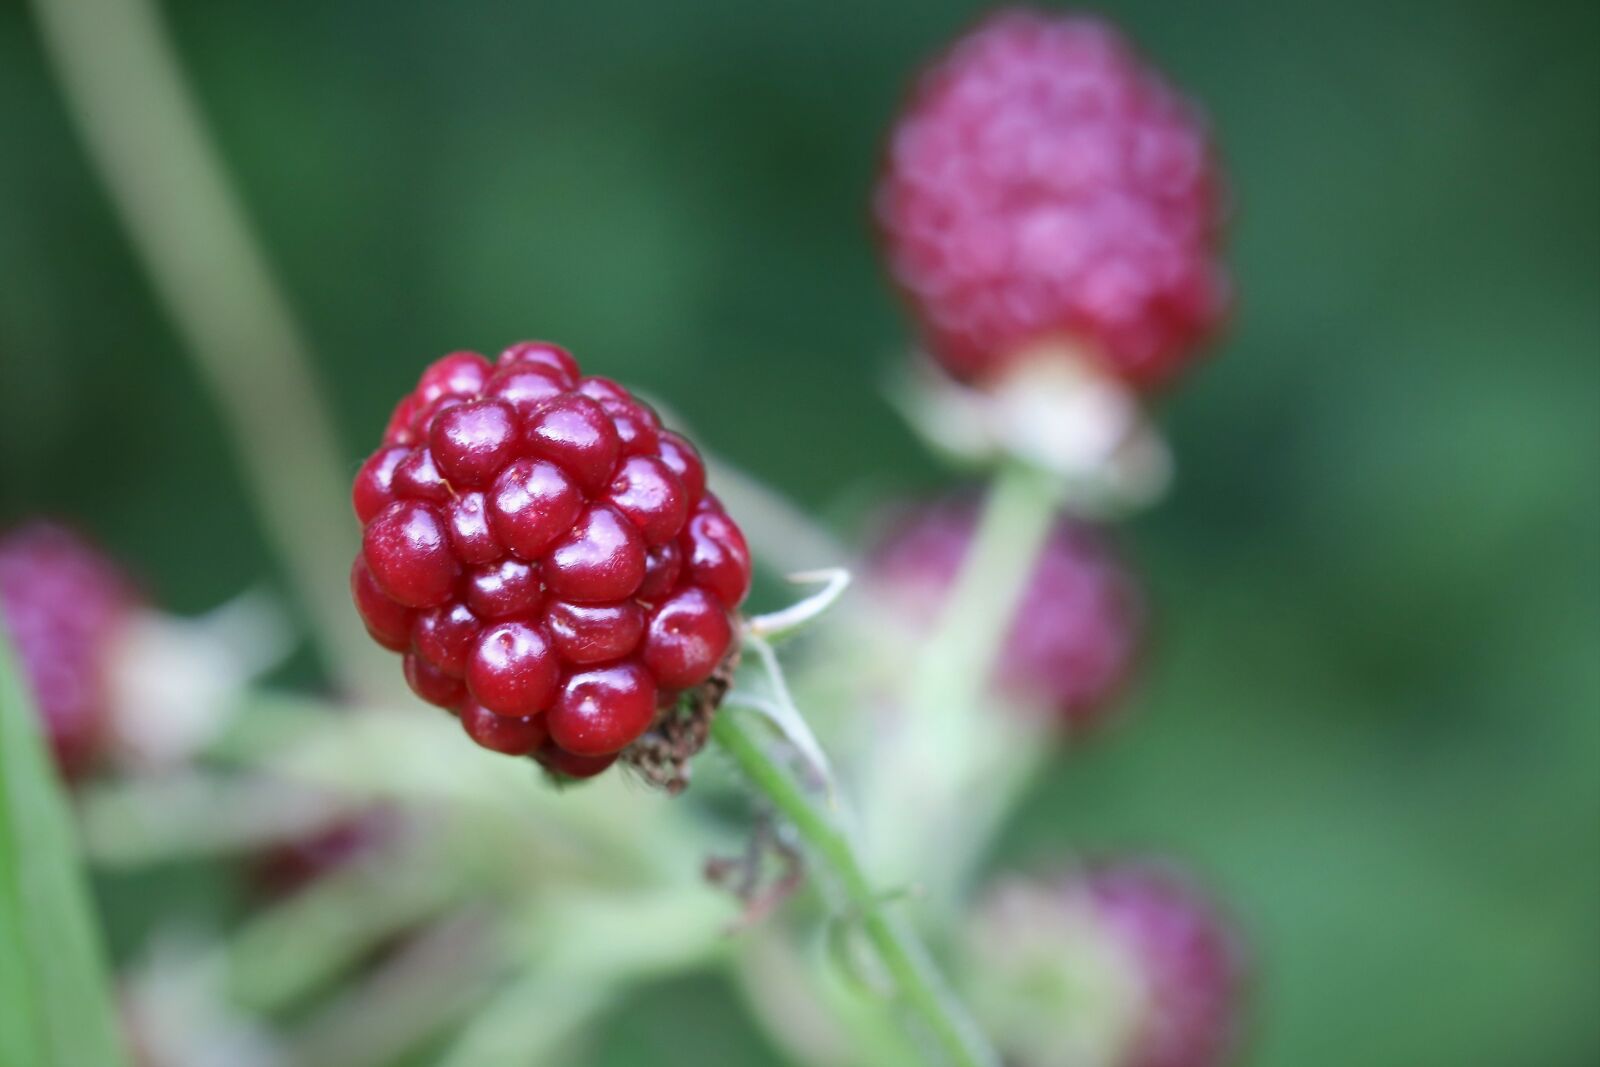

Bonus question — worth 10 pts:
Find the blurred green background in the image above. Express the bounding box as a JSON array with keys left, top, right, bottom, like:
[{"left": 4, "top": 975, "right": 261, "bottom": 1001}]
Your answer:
[{"left": 2, "top": 1, "right": 1597, "bottom": 1065}]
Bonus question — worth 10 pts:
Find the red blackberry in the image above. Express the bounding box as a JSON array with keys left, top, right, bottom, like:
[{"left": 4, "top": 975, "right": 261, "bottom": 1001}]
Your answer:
[
  {"left": 868, "top": 495, "right": 1139, "bottom": 731},
  {"left": 352, "top": 344, "right": 750, "bottom": 778},
  {"left": 0, "top": 522, "right": 138, "bottom": 777},
  {"left": 969, "top": 861, "right": 1244, "bottom": 1067},
  {"left": 878, "top": 9, "right": 1228, "bottom": 388}
]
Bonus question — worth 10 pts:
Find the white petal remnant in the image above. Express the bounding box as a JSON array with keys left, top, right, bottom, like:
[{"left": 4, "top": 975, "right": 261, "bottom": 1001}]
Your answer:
[
  {"left": 746, "top": 568, "right": 853, "bottom": 642},
  {"left": 889, "top": 341, "right": 1172, "bottom": 518}
]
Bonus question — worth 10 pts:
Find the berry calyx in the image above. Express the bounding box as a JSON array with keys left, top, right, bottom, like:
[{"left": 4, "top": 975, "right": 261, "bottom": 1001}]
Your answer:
[
  {"left": 0, "top": 522, "right": 138, "bottom": 777},
  {"left": 878, "top": 10, "right": 1228, "bottom": 388},
  {"left": 868, "top": 494, "right": 1140, "bottom": 731},
  {"left": 351, "top": 343, "right": 750, "bottom": 779}
]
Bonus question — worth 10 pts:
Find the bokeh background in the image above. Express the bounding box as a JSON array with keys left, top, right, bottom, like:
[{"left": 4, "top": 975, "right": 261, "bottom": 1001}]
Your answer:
[{"left": 2, "top": 2, "right": 1597, "bottom": 1065}]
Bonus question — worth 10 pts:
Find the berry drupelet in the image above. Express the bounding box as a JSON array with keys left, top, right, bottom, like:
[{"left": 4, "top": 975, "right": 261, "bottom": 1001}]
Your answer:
[
  {"left": 0, "top": 522, "right": 138, "bottom": 777},
  {"left": 877, "top": 9, "right": 1228, "bottom": 388},
  {"left": 967, "top": 861, "right": 1244, "bottom": 1067},
  {"left": 352, "top": 343, "right": 750, "bottom": 778},
  {"left": 868, "top": 495, "right": 1139, "bottom": 732}
]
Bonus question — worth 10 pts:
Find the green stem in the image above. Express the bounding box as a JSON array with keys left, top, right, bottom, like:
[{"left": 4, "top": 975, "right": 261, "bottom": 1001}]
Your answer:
[
  {"left": 862, "top": 461, "right": 1060, "bottom": 899},
  {"left": 29, "top": 0, "right": 386, "bottom": 696},
  {"left": 710, "top": 706, "right": 998, "bottom": 1067},
  {"left": 908, "top": 460, "right": 1059, "bottom": 716}
]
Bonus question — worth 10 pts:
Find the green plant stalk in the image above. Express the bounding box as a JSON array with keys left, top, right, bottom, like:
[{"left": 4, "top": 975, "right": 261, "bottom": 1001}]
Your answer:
[
  {"left": 907, "top": 460, "right": 1059, "bottom": 716},
  {"left": 0, "top": 624, "right": 128, "bottom": 1067},
  {"left": 710, "top": 705, "right": 999, "bottom": 1067},
  {"left": 863, "top": 460, "right": 1060, "bottom": 898},
  {"left": 29, "top": 0, "right": 387, "bottom": 697}
]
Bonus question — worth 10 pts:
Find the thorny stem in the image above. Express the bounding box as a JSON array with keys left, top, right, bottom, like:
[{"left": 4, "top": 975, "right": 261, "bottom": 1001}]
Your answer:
[
  {"left": 29, "top": 0, "right": 388, "bottom": 697},
  {"left": 710, "top": 704, "right": 999, "bottom": 1067}
]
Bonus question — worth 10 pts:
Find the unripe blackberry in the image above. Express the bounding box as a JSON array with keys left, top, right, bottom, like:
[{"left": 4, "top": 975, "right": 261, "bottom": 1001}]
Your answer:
[
  {"left": 967, "top": 862, "right": 1244, "bottom": 1067},
  {"left": 0, "top": 522, "right": 138, "bottom": 777},
  {"left": 878, "top": 9, "right": 1228, "bottom": 388},
  {"left": 868, "top": 495, "right": 1139, "bottom": 731},
  {"left": 352, "top": 344, "right": 750, "bottom": 778}
]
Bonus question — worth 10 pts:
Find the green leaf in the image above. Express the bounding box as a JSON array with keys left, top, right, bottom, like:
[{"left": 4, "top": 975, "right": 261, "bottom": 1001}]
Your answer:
[{"left": 0, "top": 619, "right": 128, "bottom": 1067}]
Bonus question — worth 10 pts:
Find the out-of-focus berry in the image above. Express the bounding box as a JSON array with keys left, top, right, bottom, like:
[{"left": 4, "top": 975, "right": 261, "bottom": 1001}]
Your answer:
[
  {"left": 0, "top": 522, "right": 137, "bottom": 776},
  {"left": 868, "top": 494, "right": 1139, "bottom": 731},
  {"left": 878, "top": 9, "right": 1228, "bottom": 388},
  {"left": 967, "top": 861, "right": 1245, "bottom": 1067}
]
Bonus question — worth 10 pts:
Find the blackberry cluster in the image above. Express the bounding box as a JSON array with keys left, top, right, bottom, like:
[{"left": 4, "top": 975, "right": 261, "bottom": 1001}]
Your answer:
[
  {"left": 0, "top": 522, "right": 137, "bottom": 777},
  {"left": 352, "top": 343, "right": 750, "bottom": 778},
  {"left": 868, "top": 495, "right": 1139, "bottom": 731},
  {"left": 877, "top": 9, "right": 1228, "bottom": 388}
]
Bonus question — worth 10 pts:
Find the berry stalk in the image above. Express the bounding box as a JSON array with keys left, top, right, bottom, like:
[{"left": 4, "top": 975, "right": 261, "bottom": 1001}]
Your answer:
[
  {"left": 29, "top": 0, "right": 384, "bottom": 696},
  {"left": 863, "top": 461, "right": 1061, "bottom": 894},
  {"left": 709, "top": 699, "right": 998, "bottom": 1067}
]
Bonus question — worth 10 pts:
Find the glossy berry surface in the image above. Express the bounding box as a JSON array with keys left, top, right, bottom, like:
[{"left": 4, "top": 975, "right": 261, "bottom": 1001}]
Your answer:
[
  {"left": 969, "top": 862, "right": 1243, "bottom": 1067},
  {"left": 868, "top": 495, "right": 1139, "bottom": 731},
  {"left": 878, "top": 9, "right": 1228, "bottom": 388},
  {"left": 352, "top": 343, "right": 749, "bottom": 775},
  {"left": 0, "top": 522, "right": 137, "bottom": 777}
]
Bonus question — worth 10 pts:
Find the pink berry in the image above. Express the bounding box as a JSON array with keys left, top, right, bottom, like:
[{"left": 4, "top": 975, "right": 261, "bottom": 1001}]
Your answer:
[
  {"left": 352, "top": 446, "right": 409, "bottom": 524},
  {"left": 544, "top": 600, "right": 647, "bottom": 665},
  {"left": 547, "top": 661, "right": 657, "bottom": 756},
  {"left": 351, "top": 344, "right": 749, "bottom": 775},
  {"left": 497, "top": 340, "right": 579, "bottom": 385},
  {"left": 488, "top": 457, "right": 583, "bottom": 560},
  {"left": 638, "top": 542, "right": 683, "bottom": 601},
  {"left": 542, "top": 505, "right": 646, "bottom": 603},
  {"left": 351, "top": 557, "right": 415, "bottom": 652},
  {"left": 445, "top": 491, "right": 504, "bottom": 565},
  {"left": 466, "top": 620, "right": 560, "bottom": 717},
  {"left": 392, "top": 447, "right": 453, "bottom": 505},
  {"left": 600, "top": 397, "right": 661, "bottom": 456},
  {"left": 362, "top": 500, "right": 459, "bottom": 609},
  {"left": 464, "top": 558, "right": 543, "bottom": 619},
  {"left": 429, "top": 398, "right": 519, "bottom": 489},
  {"left": 416, "top": 351, "right": 491, "bottom": 404},
  {"left": 384, "top": 392, "right": 424, "bottom": 446},
  {"left": 642, "top": 586, "right": 732, "bottom": 689},
  {"left": 484, "top": 364, "right": 569, "bottom": 412},
  {"left": 574, "top": 376, "right": 630, "bottom": 405},
  {"left": 682, "top": 498, "right": 752, "bottom": 607},
  {"left": 404, "top": 651, "right": 466, "bottom": 708},
  {"left": 534, "top": 744, "right": 617, "bottom": 779},
  {"left": 606, "top": 454, "right": 689, "bottom": 546},
  {"left": 968, "top": 861, "right": 1243, "bottom": 1067},
  {"left": 1086, "top": 864, "right": 1243, "bottom": 1067},
  {"left": 460, "top": 698, "right": 549, "bottom": 755},
  {"left": 412, "top": 602, "right": 480, "bottom": 677},
  {"left": 522, "top": 394, "right": 621, "bottom": 495},
  {"left": 878, "top": 10, "right": 1228, "bottom": 388},
  {"left": 655, "top": 431, "right": 706, "bottom": 502},
  {"left": 869, "top": 494, "right": 1139, "bottom": 730},
  {"left": 0, "top": 523, "right": 137, "bottom": 777}
]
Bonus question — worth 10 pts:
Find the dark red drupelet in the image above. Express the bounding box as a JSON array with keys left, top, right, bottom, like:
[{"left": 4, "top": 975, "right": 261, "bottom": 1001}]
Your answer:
[
  {"left": 353, "top": 343, "right": 750, "bottom": 777},
  {"left": 877, "top": 9, "right": 1229, "bottom": 389},
  {"left": 0, "top": 522, "right": 137, "bottom": 778},
  {"left": 868, "top": 495, "right": 1140, "bottom": 732}
]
